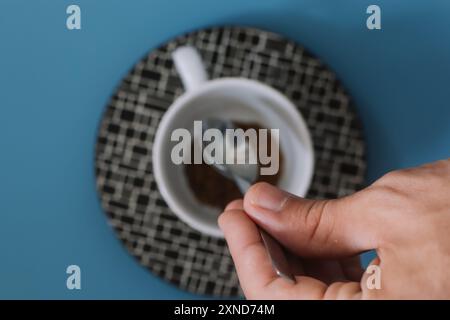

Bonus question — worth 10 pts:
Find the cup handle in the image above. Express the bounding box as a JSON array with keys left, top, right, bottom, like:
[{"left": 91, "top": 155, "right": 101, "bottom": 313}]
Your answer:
[{"left": 172, "top": 46, "right": 208, "bottom": 91}]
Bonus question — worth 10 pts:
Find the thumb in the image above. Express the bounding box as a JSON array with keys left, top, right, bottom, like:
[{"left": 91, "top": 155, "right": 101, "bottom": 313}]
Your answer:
[{"left": 243, "top": 182, "right": 381, "bottom": 258}]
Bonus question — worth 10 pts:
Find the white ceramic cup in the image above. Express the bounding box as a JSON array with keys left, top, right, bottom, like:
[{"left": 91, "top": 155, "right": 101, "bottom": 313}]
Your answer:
[{"left": 153, "top": 46, "right": 314, "bottom": 238}]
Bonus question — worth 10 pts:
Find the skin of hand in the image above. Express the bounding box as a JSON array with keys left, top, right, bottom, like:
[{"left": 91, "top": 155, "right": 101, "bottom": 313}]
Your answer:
[{"left": 218, "top": 158, "right": 450, "bottom": 299}]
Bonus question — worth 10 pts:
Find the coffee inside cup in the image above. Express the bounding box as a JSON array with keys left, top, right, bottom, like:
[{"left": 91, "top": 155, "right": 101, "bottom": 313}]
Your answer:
[{"left": 184, "top": 121, "right": 283, "bottom": 210}]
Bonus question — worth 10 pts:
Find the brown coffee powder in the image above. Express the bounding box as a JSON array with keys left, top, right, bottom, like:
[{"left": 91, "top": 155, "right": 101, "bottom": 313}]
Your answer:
[{"left": 184, "top": 122, "right": 283, "bottom": 210}]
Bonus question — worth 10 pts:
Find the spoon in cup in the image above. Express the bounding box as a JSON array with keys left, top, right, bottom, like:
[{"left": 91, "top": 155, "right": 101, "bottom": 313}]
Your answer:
[{"left": 200, "top": 118, "right": 296, "bottom": 284}]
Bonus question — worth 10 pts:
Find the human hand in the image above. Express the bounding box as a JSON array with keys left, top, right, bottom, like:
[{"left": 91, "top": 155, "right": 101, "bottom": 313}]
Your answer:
[{"left": 218, "top": 159, "right": 450, "bottom": 299}]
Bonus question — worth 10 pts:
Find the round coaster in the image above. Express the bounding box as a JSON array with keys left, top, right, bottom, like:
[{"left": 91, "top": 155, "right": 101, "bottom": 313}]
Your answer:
[{"left": 95, "top": 27, "right": 366, "bottom": 297}]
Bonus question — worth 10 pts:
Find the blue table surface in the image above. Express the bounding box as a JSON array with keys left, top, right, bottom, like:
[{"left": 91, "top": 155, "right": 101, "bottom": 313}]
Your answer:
[{"left": 1, "top": 0, "right": 449, "bottom": 299}]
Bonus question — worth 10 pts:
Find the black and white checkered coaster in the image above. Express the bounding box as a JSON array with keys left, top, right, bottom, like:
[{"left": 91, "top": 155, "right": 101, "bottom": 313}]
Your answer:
[{"left": 95, "top": 27, "right": 366, "bottom": 297}]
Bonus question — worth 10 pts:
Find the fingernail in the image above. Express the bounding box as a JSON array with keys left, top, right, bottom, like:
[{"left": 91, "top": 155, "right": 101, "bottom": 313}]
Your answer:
[
  {"left": 248, "top": 183, "right": 288, "bottom": 212},
  {"left": 224, "top": 199, "right": 243, "bottom": 212}
]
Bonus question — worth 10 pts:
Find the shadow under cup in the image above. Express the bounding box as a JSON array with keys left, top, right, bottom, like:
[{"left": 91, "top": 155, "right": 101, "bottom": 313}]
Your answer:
[{"left": 153, "top": 78, "right": 314, "bottom": 238}]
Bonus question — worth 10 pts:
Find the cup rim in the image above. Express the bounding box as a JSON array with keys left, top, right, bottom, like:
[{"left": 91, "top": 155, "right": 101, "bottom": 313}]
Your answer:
[{"left": 152, "top": 77, "right": 314, "bottom": 238}]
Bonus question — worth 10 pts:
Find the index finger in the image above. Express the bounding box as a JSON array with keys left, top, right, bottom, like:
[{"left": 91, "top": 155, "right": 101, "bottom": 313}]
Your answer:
[{"left": 218, "top": 208, "right": 282, "bottom": 298}]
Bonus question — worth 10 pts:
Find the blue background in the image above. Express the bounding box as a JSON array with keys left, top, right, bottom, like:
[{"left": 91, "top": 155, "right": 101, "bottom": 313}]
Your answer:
[{"left": 0, "top": 0, "right": 449, "bottom": 299}]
